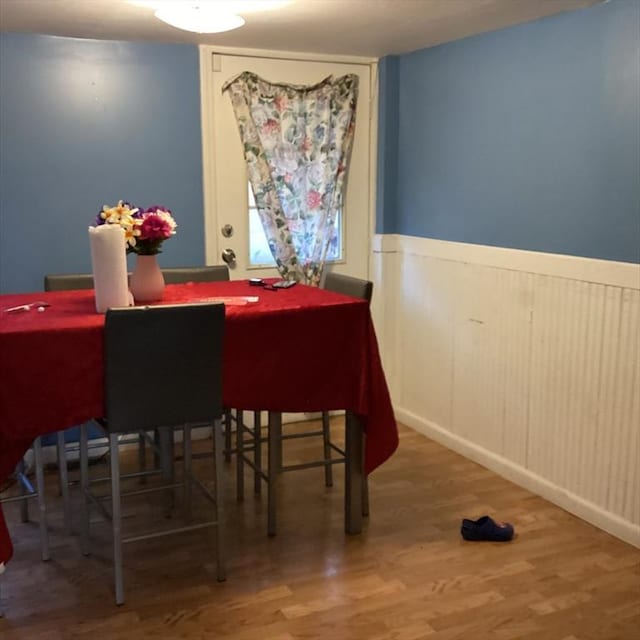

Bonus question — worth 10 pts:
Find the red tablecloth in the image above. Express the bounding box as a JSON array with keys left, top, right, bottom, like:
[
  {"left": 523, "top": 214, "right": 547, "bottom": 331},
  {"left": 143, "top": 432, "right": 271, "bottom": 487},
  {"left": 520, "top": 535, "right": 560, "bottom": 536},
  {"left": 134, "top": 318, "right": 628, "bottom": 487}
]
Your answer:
[{"left": 0, "top": 280, "right": 398, "bottom": 563}]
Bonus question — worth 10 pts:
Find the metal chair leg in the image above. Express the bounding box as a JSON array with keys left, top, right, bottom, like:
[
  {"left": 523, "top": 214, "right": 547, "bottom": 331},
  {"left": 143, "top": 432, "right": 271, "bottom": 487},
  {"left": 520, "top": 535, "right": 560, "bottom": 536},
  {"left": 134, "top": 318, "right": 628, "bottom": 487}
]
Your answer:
[
  {"left": 321, "top": 411, "right": 333, "bottom": 487},
  {"left": 183, "top": 426, "right": 192, "bottom": 521},
  {"left": 18, "top": 459, "right": 28, "bottom": 523},
  {"left": 109, "top": 434, "right": 124, "bottom": 605},
  {"left": 138, "top": 432, "right": 147, "bottom": 484},
  {"left": 253, "top": 411, "right": 262, "bottom": 495},
  {"left": 224, "top": 410, "right": 232, "bottom": 462},
  {"left": 0, "top": 563, "right": 4, "bottom": 618},
  {"left": 33, "top": 438, "right": 50, "bottom": 561},
  {"left": 212, "top": 419, "right": 226, "bottom": 582},
  {"left": 158, "top": 429, "right": 175, "bottom": 514},
  {"left": 79, "top": 423, "right": 91, "bottom": 556},
  {"left": 56, "top": 431, "right": 72, "bottom": 534}
]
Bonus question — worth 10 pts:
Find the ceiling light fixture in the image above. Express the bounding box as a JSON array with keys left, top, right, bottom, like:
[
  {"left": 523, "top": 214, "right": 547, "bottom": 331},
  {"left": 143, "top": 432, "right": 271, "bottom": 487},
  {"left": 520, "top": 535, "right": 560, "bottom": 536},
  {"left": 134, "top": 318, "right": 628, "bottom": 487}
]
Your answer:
[{"left": 154, "top": 3, "right": 246, "bottom": 34}]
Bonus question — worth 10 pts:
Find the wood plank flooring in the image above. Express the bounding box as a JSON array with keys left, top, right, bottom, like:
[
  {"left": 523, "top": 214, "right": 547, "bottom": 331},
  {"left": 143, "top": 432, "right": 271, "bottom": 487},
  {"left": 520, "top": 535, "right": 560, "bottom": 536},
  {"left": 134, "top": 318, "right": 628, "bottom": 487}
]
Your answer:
[{"left": 1, "top": 421, "right": 638, "bottom": 639}]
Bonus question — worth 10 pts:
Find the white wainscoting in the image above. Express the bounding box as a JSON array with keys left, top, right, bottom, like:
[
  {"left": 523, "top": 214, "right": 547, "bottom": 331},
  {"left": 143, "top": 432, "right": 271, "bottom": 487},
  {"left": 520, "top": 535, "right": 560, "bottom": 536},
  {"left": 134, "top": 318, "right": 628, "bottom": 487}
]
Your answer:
[{"left": 370, "top": 234, "right": 640, "bottom": 547}]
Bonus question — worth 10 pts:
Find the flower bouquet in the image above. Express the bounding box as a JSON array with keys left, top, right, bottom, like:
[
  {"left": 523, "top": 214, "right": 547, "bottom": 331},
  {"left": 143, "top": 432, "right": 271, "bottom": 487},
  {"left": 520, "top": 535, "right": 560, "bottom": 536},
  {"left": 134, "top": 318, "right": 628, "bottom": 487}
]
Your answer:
[
  {"left": 95, "top": 200, "right": 177, "bottom": 302},
  {"left": 96, "top": 200, "right": 177, "bottom": 255}
]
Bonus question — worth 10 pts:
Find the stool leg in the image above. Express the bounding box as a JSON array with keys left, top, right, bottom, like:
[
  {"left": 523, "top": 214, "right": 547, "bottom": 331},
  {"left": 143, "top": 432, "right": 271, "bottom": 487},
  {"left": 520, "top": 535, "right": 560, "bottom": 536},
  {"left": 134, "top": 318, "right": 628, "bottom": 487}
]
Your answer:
[
  {"left": 224, "top": 410, "right": 232, "bottom": 462},
  {"left": 138, "top": 432, "right": 147, "bottom": 484},
  {"left": 253, "top": 411, "right": 262, "bottom": 495},
  {"left": 158, "top": 429, "right": 174, "bottom": 514},
  {"left": 33, "top": 438, "right": 50, "bottom": 561},
  {"left": 57, "top": 431, "right": 72, "bottom": 535},
  {"left": 79, "top": 423, "right": 90, "bottom": 556},
  {"left": 183, "top": 426, "right": 192, "bottom": 521},
  {"left": 362, "top": 434, "right": 369, "bottom": 517},
  {"left": 110, "top": 433, "right": 124, "bottom": 606},
  {"left": 213, "top": 419, "right": 226, "bottom": 582},
  {"left": 0, "top": 563, "right": 4, "bottom": 618},
  {"left": 18, "top": 459, "right": 28, "bottom": 523}
]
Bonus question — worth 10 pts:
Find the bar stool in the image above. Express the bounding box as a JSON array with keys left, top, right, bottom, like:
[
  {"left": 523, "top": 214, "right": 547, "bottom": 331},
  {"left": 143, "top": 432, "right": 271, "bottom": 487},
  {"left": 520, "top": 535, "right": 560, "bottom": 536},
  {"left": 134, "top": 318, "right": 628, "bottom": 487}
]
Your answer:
[
  {"left": 236, "top": 272, "right": 373, "bottom": 535},
  {"left": 80, "top": 302, "right": 227, "bottom": 605}
]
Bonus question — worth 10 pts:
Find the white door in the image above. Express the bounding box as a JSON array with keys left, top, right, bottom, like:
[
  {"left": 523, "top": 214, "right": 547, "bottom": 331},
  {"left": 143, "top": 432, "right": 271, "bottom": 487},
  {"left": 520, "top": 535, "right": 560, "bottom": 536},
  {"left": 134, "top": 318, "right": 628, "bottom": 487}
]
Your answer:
[{"left": 201, "top": 52, "right": 374, "bottom": 281}]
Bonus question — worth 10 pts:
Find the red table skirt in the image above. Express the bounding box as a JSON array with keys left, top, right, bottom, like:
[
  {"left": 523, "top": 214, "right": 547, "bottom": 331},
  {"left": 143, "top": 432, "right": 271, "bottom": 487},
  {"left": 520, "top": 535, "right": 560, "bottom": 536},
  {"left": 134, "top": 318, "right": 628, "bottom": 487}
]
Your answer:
[{"left": 0, "top": 280, "right": 398, "bottom": 563}]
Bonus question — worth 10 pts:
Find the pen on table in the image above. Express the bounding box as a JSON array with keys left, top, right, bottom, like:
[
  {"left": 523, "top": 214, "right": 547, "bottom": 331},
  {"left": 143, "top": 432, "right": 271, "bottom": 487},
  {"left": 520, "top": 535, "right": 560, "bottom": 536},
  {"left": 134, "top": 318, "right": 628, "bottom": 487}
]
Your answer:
[{"left": 3, "top": 302, "right": 51, "bottom": 313}]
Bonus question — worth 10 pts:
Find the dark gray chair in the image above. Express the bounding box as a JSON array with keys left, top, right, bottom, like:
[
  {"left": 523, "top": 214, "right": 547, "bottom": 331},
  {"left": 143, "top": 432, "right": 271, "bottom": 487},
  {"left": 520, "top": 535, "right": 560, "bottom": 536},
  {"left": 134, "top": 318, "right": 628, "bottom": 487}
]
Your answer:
[
  {"left": 162, "top": 265, "right": 229, "bottom": 284},
  {"left": 80, "top": 302, "right": 226, "bottom": 605},
  {"left": 44, "top": 273, "right": 94, "bottom": 291},
  {"left": 237, "top": 272, "right": 373, "bottom": 535},
  {"left": 45, "top": 265, "right": 230, "bottom": 290},
  {"left": 44, "top": 266, "right": 231, "bottom": 533},
  {"left": 319, "top": 273, "right": 372, "bottom": 492}
]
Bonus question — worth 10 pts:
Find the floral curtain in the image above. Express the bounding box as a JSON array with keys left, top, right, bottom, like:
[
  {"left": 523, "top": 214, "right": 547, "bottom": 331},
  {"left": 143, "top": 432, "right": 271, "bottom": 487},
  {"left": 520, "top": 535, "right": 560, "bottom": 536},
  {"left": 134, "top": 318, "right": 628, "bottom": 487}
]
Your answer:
[{"left": 222, "top": 72, "right": 358, "bottom": 285}]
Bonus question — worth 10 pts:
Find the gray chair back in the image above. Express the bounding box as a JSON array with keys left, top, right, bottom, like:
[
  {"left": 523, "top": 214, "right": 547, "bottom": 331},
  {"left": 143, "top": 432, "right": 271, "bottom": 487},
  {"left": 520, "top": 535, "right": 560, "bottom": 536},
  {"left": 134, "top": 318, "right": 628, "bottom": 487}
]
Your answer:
[
  {"left": 103, "top": 303, "right": 225, "bottom": 434},
  {"left": 44, "top": 273, "right": 94, "bottom": 291},
  {"left": 323, "top": 272, "right": 373, "bottom": 305},
  {"left": 45, "top": 266, "right": 229, "bottom": 292},
  {"left": 162, "top": 266, "right": 230, "bottom": 284}
]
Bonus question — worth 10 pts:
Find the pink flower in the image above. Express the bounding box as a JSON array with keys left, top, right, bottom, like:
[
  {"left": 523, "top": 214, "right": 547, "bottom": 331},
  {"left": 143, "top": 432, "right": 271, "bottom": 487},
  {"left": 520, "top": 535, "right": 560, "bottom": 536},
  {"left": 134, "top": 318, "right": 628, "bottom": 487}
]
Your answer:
[
  {"left": 306, "top": 190, "right": 322, "bottom": 210},
  {"left": 139, "top": 213, "right": 173, "bottom": 241}
]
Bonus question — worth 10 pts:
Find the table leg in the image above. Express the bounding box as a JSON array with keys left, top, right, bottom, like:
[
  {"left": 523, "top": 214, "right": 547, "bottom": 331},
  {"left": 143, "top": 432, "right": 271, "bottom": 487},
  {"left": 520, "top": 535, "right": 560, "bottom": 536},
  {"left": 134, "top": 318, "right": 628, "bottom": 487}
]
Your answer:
[
  {"left": 267, "top": 411, "right": 281, "bottom": 537},
  {"left": 345, "top": 411, "right": 363, "bottom": 535}
]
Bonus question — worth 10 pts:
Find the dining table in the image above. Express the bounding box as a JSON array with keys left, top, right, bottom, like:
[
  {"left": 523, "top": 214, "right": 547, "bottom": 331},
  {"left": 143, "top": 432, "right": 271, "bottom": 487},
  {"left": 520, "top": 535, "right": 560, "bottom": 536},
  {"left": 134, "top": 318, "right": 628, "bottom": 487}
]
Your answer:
[{"left": 0, "top": 279, "right": 398, "bottom": 565}]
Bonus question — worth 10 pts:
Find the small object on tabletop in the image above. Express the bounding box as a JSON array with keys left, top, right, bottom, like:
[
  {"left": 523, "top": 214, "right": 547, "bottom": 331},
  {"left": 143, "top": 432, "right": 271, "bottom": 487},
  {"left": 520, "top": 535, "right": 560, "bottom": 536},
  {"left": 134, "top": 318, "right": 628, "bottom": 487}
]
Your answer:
[
  {"left": 272, "top": 280, "right": 297, "bottom": 289},
  {"left": 3, "top": 301, "right": 50, "bottom": 313}
]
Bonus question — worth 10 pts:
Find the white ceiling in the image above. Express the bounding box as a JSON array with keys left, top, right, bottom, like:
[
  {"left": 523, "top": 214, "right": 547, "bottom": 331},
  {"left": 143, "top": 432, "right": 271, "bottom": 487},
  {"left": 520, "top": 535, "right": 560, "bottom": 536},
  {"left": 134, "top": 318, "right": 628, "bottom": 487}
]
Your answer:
[{"left": 0, "top": 0, "right": 600, "bottom": 58}]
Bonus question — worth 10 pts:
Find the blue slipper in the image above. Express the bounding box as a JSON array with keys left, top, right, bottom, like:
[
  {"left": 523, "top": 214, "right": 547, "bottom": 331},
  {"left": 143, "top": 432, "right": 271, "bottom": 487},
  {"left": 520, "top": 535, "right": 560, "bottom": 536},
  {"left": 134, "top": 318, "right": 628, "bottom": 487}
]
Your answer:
[{"left": 461, "top": 515, "right": 514, "bottom": 542}]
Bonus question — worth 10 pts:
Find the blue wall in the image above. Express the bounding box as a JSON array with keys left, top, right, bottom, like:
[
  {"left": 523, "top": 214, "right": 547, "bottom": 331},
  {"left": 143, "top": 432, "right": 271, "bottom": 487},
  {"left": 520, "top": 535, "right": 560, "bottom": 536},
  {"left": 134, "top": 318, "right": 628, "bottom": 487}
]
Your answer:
[
  {"left": 378, "top": 0, "right": 640, "bottom": 264},
  {"left": 376, "top": 56, "right": 399, "bottom": 235},
  {"left": 0, "top": 34, "right": 205, "bottom": 294}
]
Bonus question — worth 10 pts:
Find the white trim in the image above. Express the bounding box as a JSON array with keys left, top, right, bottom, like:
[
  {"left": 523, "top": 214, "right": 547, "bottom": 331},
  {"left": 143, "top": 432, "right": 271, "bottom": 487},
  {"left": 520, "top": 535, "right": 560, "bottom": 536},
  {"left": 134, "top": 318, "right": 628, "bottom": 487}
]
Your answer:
[
  {"left": 374, "top": 234, "right": 640, "bottom": 289},
  {"left": 199, "top": 46, "right": 219, "bottom": 267},
  {"left": 396, "top": 407, "right": 640, "bottom": 549},
  {"left": 198, "top": 44, "right": 376, "bottom": 65},
  {"left": 366, "top": 61, "right": 379, "bottom": 281}
]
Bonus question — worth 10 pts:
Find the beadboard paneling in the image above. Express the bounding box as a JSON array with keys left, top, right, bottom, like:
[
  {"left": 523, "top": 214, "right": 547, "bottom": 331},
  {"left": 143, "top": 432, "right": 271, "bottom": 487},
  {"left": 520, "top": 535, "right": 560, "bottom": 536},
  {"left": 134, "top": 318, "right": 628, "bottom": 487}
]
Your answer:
[{"left": 371, "top": 235, "right": 640, "bottom": 546}]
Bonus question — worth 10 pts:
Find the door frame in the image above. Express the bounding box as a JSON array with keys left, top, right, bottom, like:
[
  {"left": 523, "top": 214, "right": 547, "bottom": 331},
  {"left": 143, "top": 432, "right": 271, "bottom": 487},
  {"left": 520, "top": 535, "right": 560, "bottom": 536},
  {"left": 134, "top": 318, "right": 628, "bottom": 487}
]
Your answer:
[{"left": 198, "top": 45, "right": 379, "bottom": 280}]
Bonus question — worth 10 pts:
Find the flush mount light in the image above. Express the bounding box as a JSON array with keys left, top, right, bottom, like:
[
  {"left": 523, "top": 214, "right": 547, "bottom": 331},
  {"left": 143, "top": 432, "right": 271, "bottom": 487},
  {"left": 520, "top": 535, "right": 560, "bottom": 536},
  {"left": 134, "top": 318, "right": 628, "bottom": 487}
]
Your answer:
[{"left": 154, "top": 4, "right": 245, "bottom": 34}]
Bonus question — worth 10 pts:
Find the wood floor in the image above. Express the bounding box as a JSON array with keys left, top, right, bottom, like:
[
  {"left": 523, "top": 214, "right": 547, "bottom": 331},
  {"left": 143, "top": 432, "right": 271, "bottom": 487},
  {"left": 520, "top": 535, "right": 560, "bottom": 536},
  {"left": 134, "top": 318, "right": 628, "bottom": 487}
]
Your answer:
[{"left": 1, "top": 421, "right": 638, "bottom": 639}]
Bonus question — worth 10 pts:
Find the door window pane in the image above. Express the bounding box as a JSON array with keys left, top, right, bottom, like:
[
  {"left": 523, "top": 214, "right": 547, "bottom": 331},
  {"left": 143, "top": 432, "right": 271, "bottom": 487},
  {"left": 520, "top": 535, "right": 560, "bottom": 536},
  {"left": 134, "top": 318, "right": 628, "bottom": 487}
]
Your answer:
[{"left": 248, "top": 184, "right": 343, "bottom": 268}]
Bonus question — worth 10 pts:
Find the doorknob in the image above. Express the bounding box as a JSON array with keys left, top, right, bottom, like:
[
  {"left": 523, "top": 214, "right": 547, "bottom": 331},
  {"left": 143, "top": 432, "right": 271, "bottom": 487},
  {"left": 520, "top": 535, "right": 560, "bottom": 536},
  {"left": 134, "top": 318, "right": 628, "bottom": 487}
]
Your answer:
[{"left": 221, "top": 248, "right": 237, "bottom": 266}]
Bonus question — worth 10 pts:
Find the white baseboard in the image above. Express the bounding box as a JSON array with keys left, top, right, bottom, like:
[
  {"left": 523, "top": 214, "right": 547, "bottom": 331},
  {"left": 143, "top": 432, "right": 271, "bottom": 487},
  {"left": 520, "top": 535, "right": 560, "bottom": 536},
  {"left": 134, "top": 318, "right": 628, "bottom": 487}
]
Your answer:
[{"left": 396, "top": 407, "right": 640, "bottom": 549}]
